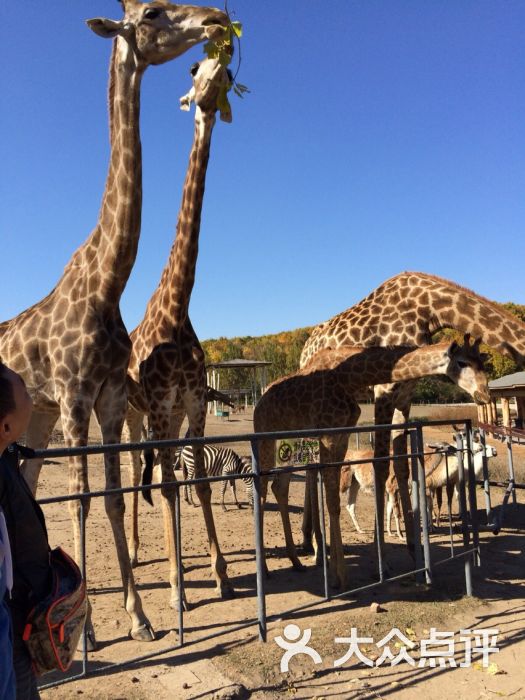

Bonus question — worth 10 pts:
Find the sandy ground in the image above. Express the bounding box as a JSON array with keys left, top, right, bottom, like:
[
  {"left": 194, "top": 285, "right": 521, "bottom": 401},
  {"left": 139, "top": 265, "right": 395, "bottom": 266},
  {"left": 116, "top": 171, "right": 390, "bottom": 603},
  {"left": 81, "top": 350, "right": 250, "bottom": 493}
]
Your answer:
[{"left": 31, "top": 406, "right": 525, "bottom": 700}]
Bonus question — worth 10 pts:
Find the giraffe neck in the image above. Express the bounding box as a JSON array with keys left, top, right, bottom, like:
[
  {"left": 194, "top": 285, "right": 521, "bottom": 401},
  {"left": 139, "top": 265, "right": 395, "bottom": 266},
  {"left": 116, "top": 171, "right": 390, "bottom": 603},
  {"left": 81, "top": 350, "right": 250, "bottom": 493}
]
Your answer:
[
  {"left": 337, "top": 345, "right": 449, "bottom": 391},
  {"left": 419, "top": 274, "right": 525, "bottom": 364},
  {"left": 388, "top": 345, "right": 448, "bottom": 383},
  {"left": 136, "top": 107, "right": 216, "bottom": 340},
  {"left": 302, "top": 272, "right": 525, "bottom": 367},
  {"left": 63, "top": 38, "right": 144, "bottom": 307}
]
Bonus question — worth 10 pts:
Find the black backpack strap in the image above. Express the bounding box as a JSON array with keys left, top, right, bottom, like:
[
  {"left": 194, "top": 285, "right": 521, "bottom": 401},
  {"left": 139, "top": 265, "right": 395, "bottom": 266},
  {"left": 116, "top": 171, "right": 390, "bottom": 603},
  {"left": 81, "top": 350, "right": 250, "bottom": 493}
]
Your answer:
[{"left": 3, "top": 444, "right": 49, "bottom": 546}]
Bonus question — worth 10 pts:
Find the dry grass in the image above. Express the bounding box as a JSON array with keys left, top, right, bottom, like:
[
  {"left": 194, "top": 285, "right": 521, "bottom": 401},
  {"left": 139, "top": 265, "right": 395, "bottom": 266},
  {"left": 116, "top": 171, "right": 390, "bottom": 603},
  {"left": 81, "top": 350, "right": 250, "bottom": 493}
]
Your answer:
[{"left": 414, "top": 404, "right": 479, "bottom": 424}]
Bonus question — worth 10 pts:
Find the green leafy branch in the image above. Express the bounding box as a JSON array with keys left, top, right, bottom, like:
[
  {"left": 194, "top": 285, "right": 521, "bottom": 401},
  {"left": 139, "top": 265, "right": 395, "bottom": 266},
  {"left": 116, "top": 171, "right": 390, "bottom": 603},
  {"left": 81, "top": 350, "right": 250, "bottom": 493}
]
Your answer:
[{"left": 202, "top": 4, "right": 250, "bottom": 120}]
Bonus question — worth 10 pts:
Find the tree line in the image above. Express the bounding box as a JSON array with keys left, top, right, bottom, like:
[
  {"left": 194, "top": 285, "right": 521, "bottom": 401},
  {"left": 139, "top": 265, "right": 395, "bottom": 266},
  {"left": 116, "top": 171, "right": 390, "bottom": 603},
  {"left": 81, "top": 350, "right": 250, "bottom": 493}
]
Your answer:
[{"left": 202, "top": 303, "right": 524, "bottom": 404}]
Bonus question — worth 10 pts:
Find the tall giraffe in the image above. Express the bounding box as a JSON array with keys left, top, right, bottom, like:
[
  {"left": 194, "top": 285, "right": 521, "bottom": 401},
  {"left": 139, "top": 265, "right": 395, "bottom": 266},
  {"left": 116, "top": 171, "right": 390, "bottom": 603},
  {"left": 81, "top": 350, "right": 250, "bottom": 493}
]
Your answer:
[
  {"left": 124, "top": 57, "right": 234, "bottom": 607},
  {"left": 254, "top": 337, "right": 490, "bottom": 588},
  {"left": 0, "top": 1, "right": 227, "bottom": 647},
  {"left": 299, "top": 271, "right": 525, "bottom": 560}
]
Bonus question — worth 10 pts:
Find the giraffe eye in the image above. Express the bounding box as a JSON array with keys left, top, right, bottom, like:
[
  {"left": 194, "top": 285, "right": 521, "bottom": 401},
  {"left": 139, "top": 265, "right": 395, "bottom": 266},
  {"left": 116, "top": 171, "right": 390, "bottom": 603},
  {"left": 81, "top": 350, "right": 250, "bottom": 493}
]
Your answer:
[
  {"left": 457, "top": 360, "right": 469, "bottom": 369},
  {"left": 143, "top": 7, "right": 161, "bottom": 20},
  {"left": 190, "top": 62, "right": 200, "bottom": 77}
]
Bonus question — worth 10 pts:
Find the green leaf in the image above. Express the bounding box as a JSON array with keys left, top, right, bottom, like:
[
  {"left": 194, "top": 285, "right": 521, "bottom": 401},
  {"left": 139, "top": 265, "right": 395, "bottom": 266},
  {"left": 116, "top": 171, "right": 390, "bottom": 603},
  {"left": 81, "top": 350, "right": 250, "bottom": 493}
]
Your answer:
[
  {"left": 230, "top": 21, "right": 243, "bottom": 38},
  {"left": 217, "top": 85, "right": 232, "bottom": 123},
  {"left": 203, "top": 41, "right": 219, "bottom": 59}
]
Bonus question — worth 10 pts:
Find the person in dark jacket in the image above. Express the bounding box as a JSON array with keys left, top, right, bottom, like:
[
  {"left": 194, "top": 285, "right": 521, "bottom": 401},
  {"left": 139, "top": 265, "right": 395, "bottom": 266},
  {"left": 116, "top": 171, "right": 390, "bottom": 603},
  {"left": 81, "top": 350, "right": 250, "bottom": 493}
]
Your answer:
[
  {"left": 0, "top": 498, "right": 15, "bottom": 700},
  {"left": 0, "top": 362, "right": 50, "bottom": 700}
]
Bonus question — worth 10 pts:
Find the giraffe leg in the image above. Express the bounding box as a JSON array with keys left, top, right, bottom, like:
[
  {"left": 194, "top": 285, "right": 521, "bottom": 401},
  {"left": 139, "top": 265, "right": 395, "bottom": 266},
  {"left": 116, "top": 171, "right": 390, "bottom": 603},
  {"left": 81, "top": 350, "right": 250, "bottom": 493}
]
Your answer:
[
  {"left": 345, "top": 474, "right": 364, "bottom": 533},
  {"left": 393, "top": 488, "right": 403, "bottom": 539},
  {"left": 123, "top": 407, "right": 144, "bottom": 568},
  {"left": 20, "top": 408, "right": 60, "bottom": 495},
  {"left": 185, "top": 397, "right": 234, "bottom": 600},
  {"left": 300, "top": 469, "right": 315, "bottom": 553},
  {"left": 94, "top": 379, "right": 154, "bottom": 643},
  {"left": 320, "top": 440, "right": 347, "bottom": 589},
  {"left": 386, "top": 493, "right": 394, "bottom": 537},
  {"left": 56, "top": 390, "right": 99, "bottom": 651},
  {"left": 146, "top": 404, "right": 189, "bottom": 611},
  {"left": 434, "top": 486, "right": 443, "bottom": 527},
  {"left": 392, "top": 404, "right": 415, "bottom": 552},
  {"left": 271, "top": 472, "right": 304, "bottom": 571},
  {"left": 373, "top": 391, "right": 395, "bottom": 574},
  {"left": 257, "top": 440, "right": 273, "bottom": 578}
]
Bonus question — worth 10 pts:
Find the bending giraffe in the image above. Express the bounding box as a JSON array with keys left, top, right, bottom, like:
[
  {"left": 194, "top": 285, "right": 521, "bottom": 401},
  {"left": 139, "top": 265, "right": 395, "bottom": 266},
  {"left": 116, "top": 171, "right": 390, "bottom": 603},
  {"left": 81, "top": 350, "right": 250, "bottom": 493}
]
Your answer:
[
  {"left": 254, "top": 336, "right": 490, "bottom": 589},
  {"left": 0, "top": 1, "right": 227, "bottom": 648},
  {"left": 299, "top": 271, "right": 525, "bottom": 562},
  {"left": 124, "top": 58, "right": 234, "bottom": 608}
]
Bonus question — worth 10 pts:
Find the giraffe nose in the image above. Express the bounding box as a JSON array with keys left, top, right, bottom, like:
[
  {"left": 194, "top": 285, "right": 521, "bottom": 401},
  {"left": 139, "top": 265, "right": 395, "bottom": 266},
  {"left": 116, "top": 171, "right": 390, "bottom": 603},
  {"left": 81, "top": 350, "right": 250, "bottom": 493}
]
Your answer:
[{"left": 474, "top": 390, "right": 490, "bottom": 405}]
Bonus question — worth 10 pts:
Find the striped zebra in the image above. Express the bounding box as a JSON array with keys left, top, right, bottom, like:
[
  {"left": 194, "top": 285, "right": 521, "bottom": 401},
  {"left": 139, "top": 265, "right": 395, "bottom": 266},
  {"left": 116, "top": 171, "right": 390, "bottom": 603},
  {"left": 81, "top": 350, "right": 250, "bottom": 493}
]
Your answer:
[{"left": 175, "top": 445, "right": 254, "bottom": 511}]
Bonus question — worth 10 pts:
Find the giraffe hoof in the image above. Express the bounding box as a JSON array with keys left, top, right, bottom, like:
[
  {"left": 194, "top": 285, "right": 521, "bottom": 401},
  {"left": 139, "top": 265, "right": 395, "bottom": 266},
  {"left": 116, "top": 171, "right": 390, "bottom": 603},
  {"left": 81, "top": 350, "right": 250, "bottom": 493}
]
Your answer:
[
  {"left": 170, "top": 595, "right": 191, "bottom": 612},
  {"left": 300, "top": 541, "right": 315, "bottom": 555},
  {"left": 129, "top": 622, "right": 156, "bottom": 642},
  {"left": 217, "top": 580, "right": 235, "bottom": 600},
  {"left": 77, "top": 628, "right": 97, "bottom": 652}
]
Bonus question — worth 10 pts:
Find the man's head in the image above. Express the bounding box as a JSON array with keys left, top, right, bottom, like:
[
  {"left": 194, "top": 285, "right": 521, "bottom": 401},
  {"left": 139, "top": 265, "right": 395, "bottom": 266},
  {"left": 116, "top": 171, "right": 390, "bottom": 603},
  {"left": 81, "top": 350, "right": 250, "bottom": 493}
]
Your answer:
[{"left": 0, "top": 362, "right": 33, "bottom": 450}]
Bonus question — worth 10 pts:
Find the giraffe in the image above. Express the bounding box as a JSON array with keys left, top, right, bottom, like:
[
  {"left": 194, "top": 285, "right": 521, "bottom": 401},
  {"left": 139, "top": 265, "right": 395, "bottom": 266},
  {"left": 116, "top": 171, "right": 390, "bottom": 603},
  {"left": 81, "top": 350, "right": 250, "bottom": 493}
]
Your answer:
[
  {"left": 0, "top": 1, "right": 228, "bottom": 647},
  {"left": 124, "top": 57, "right": 234, "bottom": 608},
  {"left": 299, "top": 271, "right": 525, "bottom": 562},
  {"left": 254, "top": 336, "right": 490, "bottom": 588}
]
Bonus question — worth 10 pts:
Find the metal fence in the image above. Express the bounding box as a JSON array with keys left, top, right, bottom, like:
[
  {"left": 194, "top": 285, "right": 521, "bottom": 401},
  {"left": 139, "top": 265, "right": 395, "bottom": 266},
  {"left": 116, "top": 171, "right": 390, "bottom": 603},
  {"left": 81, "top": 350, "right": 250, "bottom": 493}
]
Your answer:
[
  {"left": 476, "top": 422, "right": 524, "bottom": 535},
  {"left": 34, "top": 417, "right": 486, "bottom": 689}
]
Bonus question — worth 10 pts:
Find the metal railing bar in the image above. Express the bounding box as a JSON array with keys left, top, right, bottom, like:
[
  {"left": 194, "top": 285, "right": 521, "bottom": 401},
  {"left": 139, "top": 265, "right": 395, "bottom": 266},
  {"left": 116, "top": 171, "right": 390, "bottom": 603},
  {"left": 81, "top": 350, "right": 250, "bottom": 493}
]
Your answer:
[
  {"left": 33, "top": 415, "right": 485, "bottom": 691},
  {"left": 433, "top": 548, "right": 480, "bottom": 567},
  {"left": 31, "top": 419, "right": 462, "bottom": 461}
]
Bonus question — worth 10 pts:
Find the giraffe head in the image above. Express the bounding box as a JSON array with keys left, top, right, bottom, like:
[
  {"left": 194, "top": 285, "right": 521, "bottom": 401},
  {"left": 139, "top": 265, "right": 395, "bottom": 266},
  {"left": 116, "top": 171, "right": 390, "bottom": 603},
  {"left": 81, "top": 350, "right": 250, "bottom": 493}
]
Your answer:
[
  {"left": 444, "top": 334, "right": 490, "bottom": 405},
  {"left": 87, "top": 1, "right": 228, "bottom": 68},
  {"left": 180, "top": 58, "right": 233, "bottom": 119}
]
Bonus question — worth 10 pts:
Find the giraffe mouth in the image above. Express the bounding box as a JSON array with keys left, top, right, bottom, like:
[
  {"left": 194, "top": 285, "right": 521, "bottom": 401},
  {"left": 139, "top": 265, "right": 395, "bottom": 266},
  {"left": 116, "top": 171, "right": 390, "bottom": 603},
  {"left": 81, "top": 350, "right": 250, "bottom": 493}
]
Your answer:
[{"left": 474, "top": 390, "right": 490, "bottom": 405}]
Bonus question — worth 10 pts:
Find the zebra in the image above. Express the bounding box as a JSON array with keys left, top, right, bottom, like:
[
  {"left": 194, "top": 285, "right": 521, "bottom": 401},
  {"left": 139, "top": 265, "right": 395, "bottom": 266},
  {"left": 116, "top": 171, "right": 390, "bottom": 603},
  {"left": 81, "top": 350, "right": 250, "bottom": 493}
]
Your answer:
[{"left": 175, "top": 445, "right": 254, "bottom": 511}]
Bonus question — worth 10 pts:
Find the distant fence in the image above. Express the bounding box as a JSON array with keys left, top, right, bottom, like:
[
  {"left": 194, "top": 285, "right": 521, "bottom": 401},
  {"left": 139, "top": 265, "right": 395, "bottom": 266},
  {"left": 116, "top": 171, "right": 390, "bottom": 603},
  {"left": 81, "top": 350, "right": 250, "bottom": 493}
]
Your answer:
[
  {"left": 34, "top": 418, "right": 487, "bottom": 689},
  {"left": 476, "top": 422, "right": 524, "bottom": 535}
]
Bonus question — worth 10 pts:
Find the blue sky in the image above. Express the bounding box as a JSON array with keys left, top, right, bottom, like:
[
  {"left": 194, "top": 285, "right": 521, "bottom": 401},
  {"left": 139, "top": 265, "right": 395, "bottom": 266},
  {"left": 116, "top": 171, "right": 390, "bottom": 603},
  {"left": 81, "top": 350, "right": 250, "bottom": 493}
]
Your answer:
[{"left": 2, "top": 2, "right": 524, "bottom": 341}]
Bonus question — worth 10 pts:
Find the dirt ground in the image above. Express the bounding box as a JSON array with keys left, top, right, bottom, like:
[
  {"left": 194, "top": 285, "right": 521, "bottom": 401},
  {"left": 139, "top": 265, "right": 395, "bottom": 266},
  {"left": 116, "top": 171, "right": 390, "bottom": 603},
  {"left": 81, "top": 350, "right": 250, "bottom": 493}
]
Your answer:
[{"left": 34, "top": 406, "right": 525, "bottom": 700}]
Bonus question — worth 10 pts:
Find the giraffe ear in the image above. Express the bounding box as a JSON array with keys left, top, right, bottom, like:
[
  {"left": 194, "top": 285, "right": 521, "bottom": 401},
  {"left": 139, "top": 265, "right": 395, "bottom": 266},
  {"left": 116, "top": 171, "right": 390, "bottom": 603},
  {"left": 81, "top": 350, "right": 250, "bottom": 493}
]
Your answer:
[{"left": 86, "top": 18, "right": 127, "bottom": 39}]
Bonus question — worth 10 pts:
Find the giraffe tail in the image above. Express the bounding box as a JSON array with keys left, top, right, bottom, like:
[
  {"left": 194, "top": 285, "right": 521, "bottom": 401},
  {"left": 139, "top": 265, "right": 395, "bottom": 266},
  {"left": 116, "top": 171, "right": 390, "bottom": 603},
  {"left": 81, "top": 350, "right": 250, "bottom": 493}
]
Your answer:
[{"left": 141, "top": 447, "right": 155, "bottom": 506}]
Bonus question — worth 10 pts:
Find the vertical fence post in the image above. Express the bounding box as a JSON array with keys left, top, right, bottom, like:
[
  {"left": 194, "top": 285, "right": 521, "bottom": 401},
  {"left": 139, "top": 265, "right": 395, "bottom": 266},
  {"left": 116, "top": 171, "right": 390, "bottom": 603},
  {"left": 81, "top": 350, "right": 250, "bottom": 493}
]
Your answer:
[
  {"left": 316, "top": 469, "right": 330, "bottom": 601},
  {"left": 250, "top": 439, "right": 267, "bottom": 642},
  {"left": 479, "top": 428, "right": 494, "bottom": 526},
  {"left": 444, "top": 452, "right": 455, "bottom": 557},
  {"left": 455, "top": 428, "right": 473, "bottom": 596},
  {"left": 175, "top": 483, "right": 184, "bottom": 646},
  {"left": 372, "top": 464, "right": 385, "bottom": 584},
  {"left": 80, "top": 496, "right": 88, "bottom": 674},
  {"left": 409, "top": 429, "right": 424, "bottom": 584},
  {"left": 506, "top": 434, "right": 517, "bottom": 505},
  {"left": 415, "top": 425, "right": 432, "bottom": 585},
  {"left": 464, "top": 421, "right": 480, "bottom": 566}
]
